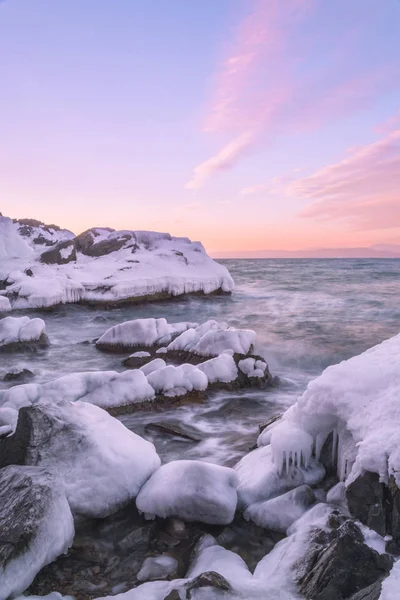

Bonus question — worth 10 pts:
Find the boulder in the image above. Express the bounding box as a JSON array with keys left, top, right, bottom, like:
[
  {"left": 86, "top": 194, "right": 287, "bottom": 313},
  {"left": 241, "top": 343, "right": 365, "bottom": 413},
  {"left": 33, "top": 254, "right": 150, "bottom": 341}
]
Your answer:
[
  {"left": 40, "top": 240, "right": 76, "bottom": 265},
  {"left": 0, "top": 465, "right": 74, "bottom": 600},
  {"left": 0, "top": 316, "right": 49, "bottom": 352},
  {"left": 3, "top": 368, "right": 34, "bottom": 382},
  {"left": 75, "top": 228, "right": 135, "bottom": 257},
  {"left": 0, "top": 400, "right": 161, "bottom": 518}
]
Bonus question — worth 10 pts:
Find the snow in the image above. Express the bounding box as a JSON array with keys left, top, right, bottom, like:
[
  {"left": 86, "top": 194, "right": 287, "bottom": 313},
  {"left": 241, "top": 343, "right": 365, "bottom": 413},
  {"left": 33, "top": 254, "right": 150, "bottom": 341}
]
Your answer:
[
  {"left": 379, "top": 560, "right": 400, "bottom": 599},
  {"left": 197, "top": 354, "right": 238, "bottom": 384},
  {"left": 59, "top": 244, "right": 74, "bottom": 259},
  {"left": 0, "top": 316, "right": 46, "bottom": 346},
  {"left": 7, "top": 399, "right": 161, "bottom": 518},
  {"left": 0, "top": 466, "right": 74, "bottom": 600},
  {"left": 96, "top": 318, "right": 196, "bottom": 349},
  {"left": 136, "top": 459, "right": 238, "bottom": 524},
  {"left": 0, "top": 215, "right": 234, "bottom": 310},
  {"left": 137, "top": 555, "right": 178, "bottom": 582},
  {"left": 234, "top": 444, "right": 325, "bottom": 509},
  {"left": 0, "top": 296, "right": 11, "bottom": 312},
  {"left": 265, "top": 332, "right": 400, "bottom": 486},
  {"left": 146, "top": 364, "right": 208, "bottom": 397},
  {"left": 238, "top": 357, "right": 267, "bottom": 378},
  {"left": 140, "top": 358, "right": 167, "bottom": 376},
  {"left": 15, "top": 595, "right": 74, "bottom": 600},
  {"left": 130, "top": 351, "right": 151, "bottom": 358},
  {"left": 244, "top": 485, "right": 315, "bottom": 532}
]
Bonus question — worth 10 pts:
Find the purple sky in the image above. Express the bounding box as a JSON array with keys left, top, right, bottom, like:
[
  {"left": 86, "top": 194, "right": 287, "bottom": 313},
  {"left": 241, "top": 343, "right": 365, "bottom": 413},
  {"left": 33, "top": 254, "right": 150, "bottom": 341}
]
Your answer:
[{"left": 1, "top": 0, "right": 400, "bottom": 255}]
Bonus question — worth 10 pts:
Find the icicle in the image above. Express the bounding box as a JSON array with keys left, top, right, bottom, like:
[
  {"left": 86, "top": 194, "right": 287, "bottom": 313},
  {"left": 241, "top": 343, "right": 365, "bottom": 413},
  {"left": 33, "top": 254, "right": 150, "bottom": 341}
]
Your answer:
[{"left": 332, "top": 429, "right": 338, "bottom": 467}]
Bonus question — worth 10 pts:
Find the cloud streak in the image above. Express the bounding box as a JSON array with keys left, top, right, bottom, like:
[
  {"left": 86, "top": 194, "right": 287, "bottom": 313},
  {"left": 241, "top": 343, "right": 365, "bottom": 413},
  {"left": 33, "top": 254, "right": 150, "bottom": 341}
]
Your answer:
[
  {"left": 295, "top": 128, "right": 400, "bottom": 229},
  {"left": 186, "top": 0, "right": 399, "bottom": 189}
]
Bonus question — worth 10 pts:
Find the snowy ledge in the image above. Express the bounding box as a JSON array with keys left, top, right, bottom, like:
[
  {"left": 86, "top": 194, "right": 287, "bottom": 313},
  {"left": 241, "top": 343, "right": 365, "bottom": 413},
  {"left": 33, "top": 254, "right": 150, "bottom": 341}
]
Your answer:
[{"left": 0, "top": 215, "right": 234, "bottom": 311}]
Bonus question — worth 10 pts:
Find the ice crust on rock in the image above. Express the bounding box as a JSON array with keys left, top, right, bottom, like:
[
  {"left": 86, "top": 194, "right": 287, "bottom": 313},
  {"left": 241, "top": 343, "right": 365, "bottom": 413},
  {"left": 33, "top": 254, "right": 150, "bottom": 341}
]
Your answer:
[
  {"left": 0, "top": 215, "right": 234, "bottom": 310},
  {"left": 238, "top": 357, "right": 267, "bottom": 378},
  {"left": 137, "top": 555, "right": 179, "bottom": 582},
  {"left": 146, "top": 364, "right": 208, "bottom": 397},
  {"left": 197, "top": 354, "right": 238, "bottom": 384},
  {"left": 0, "top": 316, "right": 47, "bottom": 347},
  {"left": 244, "top": 485, "right": 315, "bottom": 532},
  {"left": 0, "top": 296, "right": 11, "bottom": 312},
  {"left": 136, "top": 459, "right": 238, "bottom": 524},
  {"left": 96, "top": 318, "right": 197, "bottom": 350},
  {"left": 2, "top": 400, "right": 161, "bottom": 518},
  {"left": 264, "top": 332, "right": 400, "bottom": 486},
  {"left": 234, "top": 444, "right": 325, "bottom": 509},
  {"left": 0, "top": 466, "right": 74, "bottom": 600}
]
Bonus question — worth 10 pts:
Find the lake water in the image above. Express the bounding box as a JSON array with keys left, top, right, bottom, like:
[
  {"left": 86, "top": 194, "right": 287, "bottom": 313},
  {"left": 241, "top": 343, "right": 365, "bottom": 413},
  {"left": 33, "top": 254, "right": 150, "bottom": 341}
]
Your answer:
[{"left": 2, "top": 258, "right": 400, "bottom": 467}]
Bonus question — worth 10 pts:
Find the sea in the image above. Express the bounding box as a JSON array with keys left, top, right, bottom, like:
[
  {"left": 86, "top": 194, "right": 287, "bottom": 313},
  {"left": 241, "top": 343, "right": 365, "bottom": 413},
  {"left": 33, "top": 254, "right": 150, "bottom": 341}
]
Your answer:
[{"left": 2, "top": 258, "right": 400, "bottom": 467}]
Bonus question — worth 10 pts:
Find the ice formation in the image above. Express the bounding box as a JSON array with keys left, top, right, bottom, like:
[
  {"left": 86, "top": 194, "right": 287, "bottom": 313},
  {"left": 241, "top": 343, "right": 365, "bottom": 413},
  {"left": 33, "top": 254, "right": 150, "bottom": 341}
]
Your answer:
[
  {"left": 0, "top": 315, "right": 47, "bottom": 347},
  {"left": 137, "top": 555, "right": 179, "bottom": 582},
  {"left": 136, "top": 459, "right": 238, "bottom": 524},
  {"left": 0, "top": 215, "right": 234, "bottom": 310},
  {"left": 167, "top": 320, "right": 256, "bottom": 357},
  {"left": 96, "top": 318, "right": 197, "bottom": 350},
  {"left": 238, "top": 357, "right": 268, "bottom": 378},
  {"left": 197, "top": 354, "right": 238, "bottom": 383},
  {"left": 0, "top": 296, "right": 11, "bottom": 312},
  {"left": 262, "top": 332, "right": 400, "bottom": 486},
  {"left": 146, "top": 364, "right": 208, "bottom": 397}
]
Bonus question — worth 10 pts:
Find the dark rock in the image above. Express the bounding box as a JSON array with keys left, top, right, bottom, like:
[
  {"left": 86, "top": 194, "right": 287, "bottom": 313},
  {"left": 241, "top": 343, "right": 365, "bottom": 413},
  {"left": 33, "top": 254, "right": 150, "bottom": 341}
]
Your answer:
[
  {"left": 0, "top": 332, "right": 49, "bottom": 353},
  {"left": 185, "top": 571, "right": 232, "bottom": 599},
  {"left": 144, "top": 421, "right": 203, "bottom": 442},
  {"left": 75, "top": 228, "right": 136, "bottom": 257},
  {"left": 258, "top": 413, "right": 282, "bottom": 434},
  {"left": 348, "top": 581, "right": 383, "bottom": 600},
  {"left": 0, "top": 465, "right": 73, "bottom": 599},
  {"left": 122, "top": 353, "right": 153, "bottom": 368},
  {"left": 3, "top": 368, "right": 34, "bottom": 381},
  {"left": 164, "top": 591, "right": 181, "bottom": 600},
  {"left": 385, "top": 537, "right": 400, "bottom": 555},
  {"left": 40, "top": 240, "right": 76, "bottom": 265},
  {"left": 25, "top": 268, "right": 33, "bottom": 277},
  {"left": 296, "top": 518, "right": 393, "bottom": 600},
  {"left": 347, "top": 472, "right": 400, "bottom": 541}
]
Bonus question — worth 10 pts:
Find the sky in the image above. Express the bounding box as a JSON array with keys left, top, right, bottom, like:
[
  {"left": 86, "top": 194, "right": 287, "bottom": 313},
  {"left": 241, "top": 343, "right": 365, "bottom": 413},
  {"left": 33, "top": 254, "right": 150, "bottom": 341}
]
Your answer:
[{"left": 1, "top": 0, "right": 400, "bottom": 256}]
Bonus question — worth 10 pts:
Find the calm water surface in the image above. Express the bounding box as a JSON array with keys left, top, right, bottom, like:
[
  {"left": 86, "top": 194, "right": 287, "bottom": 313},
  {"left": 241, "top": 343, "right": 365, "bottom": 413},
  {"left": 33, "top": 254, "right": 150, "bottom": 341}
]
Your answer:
[{"left": 2, "top": 259, "right": 399, "bottom": 466}]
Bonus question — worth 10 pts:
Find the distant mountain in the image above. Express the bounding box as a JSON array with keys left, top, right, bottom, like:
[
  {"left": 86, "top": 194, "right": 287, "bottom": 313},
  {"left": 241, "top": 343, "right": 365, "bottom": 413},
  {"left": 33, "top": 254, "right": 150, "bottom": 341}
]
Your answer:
[{"left": 212, "top": 245, "right": 400, "bottom": 259}]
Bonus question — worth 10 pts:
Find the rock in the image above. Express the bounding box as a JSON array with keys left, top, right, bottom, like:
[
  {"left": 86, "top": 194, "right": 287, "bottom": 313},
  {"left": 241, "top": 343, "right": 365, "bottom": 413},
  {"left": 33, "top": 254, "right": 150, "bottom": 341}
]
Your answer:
[
  {"left": 348, "top": 581, "right": 383, "bottom": 600},
  {"left": 0, "top": 400, "right": 161, "bottom": 518},
  {"left": 0, "top": 465, "right": 74, "bottom": 600},
  {"left": 258, "top": 414, "right": 282, "bottom": 434},
  {"left": 164, "top": 591, "right": 181, "bottom": 600},
  {"left": 123, "top": 351, "right": 153, "bottom": 368},
  {"left": 0, "top": 316, "right": 49, "bottom": 352},
  {"left": 136, "top": 460, "right": 238, "bottom": 525},
  {"left": 75, "top": 228, "right": 135, "bottom": 257},
  {"left": 185, "top": 571, "right": 232, "bottom": 598},
  {"left": 347, "top": 472, "right": 400, "bottom": 541},
  {"left": 3, "top": 368, "right": 34, "bottom": 381},
  {"left": 144, "top": 421, "right": 203, "bottom": 442},
  {"left": 40, "top": 240, "right": 76, "bottom": 265},
  {"left": 296, "top": 518, "right": 393, "bottom": 600}
]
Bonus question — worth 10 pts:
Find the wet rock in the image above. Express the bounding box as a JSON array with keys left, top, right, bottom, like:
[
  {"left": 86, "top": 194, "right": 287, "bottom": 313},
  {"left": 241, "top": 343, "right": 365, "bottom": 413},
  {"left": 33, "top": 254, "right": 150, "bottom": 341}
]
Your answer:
[
  {"left": 145, "top": 421, "right": 203, "bottom": 442},
  {"left": 346, "top": 472, "right": 400, "bottom": 541},
  {"left": 3, "top": 367, "right": 34, "bottom": 381},
  {"left": 40, "top": 240, "right": 76, "bottom": 265},
  {"left": 258, "top": 413, "right": 282, "bottom": 434},
  {"left": 296, "top": 518, "right": 393, "bottom": 600},
  {"left": 185, "top": 571, "right": 232, "bottom": 598},
  {"left": 164, "top": 592, "right": 181, "bottom": 600},
  {"left": 122, "top": 352, "right": 153, "bottom": 368},
  {"left": 0, "top": 465, "right": 74, "bottom": 599}
]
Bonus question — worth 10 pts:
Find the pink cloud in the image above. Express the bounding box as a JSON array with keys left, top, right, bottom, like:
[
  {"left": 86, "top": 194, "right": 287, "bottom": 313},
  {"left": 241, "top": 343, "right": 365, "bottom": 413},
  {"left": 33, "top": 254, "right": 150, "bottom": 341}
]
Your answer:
[
  {"left": 186, "top": 0, "right": 400, "bottom": 189},
  {"left": 294, "top": 128, "right": 400, "bottom": 229}
]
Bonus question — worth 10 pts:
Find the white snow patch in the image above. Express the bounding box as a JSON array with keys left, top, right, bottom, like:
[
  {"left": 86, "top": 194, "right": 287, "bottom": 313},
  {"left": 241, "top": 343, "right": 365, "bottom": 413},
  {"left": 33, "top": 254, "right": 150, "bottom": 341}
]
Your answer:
[
  {"left": 59, "top": 244, "right": 74, "bottom": 260},
  {"left": 146, "top": 364, "right": 208, "bottom": 397},
  {"left": 238, "top": 357, "right": 267, "bottom": 378},
  {"left": 379, "top": 560, "right": 400, "bottom": 599},
  {"left": 137, "top": 555, "right": 178, "bottom": 582},
  {"left": 140, "top": 359, "right": 167, "bottom": 376},
  {"left": 136, "top": 460, "right": 238, "bottom": 525},
  {"left": 0, "top": 316, "right": 46, "bottom": 346},
  {"left": 197, "top": 354, "right": 238, "bottom": 384},
  {"left": 0, "top": 296, "right": 11, "bottom": 312}
]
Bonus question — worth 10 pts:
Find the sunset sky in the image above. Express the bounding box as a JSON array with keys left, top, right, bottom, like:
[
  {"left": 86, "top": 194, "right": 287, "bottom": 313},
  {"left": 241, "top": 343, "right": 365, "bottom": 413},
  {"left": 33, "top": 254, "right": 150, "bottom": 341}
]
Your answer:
[{"left": 1, "top": 0, "right": 400, "bottom": 255}]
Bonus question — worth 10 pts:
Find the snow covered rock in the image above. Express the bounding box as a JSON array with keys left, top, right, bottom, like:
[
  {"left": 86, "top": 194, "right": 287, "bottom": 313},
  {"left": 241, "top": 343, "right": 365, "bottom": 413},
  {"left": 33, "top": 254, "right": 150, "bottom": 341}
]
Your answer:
[
  {"left": 96, "top": 318, "right": 197, "bottom": 351},
  {"left": 146, "top": 364, "right": 208, "bottom": 397},
  {"left": 0, "top": 400, "right": 161, "bottom": 518},
  {"left": 234, "top": 444, "right": 325, "bottom": 509},
  {"left": 136, "top": 460, "right": 238, "bottom": 525},
  {"left": 244, "top": 485, "right": 316, "bottom": 532},
  {"left": 0, "top": 296, "right": 11, "bottom": 312},
  {"left": 0, "top": 465, "right": 74, "bottom": 600},
  {"left": 197, "top": 354, "right": 238, "bottom": 384},
  {"left": 137, "top": 555, "right": 179, "bottom": 582},
  {"left": 0, "top": 214, "right": 234, "bottom": 310},
  {"left": 122, "top": 350, "right": 152, "bottom": 368},
  {"left": 0, "top": 315, "right": 49, "bottom": 351}
]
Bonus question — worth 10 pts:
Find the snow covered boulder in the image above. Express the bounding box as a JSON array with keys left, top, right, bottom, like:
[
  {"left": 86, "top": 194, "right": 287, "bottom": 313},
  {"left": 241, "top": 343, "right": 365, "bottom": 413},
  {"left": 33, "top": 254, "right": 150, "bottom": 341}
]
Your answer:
[
  {"left": 0, "top": 400, "right": 161, "bottom": 518},
  {"left": 136, "top": 460, "right": 238, "bottom": 525},
  {"left": 0, "top": 465, "right": 74, "bottom": 600},
  {"left": 0, "top": 296, "right": 11, "bottom": 312},
  {"left": 146, "top": 364, "right": 208, "bottom": 398},
  {"left": 0, "top": 315, "right": 49, "bottom": 351},
  {"left": 40, "top": 240, "right": 76, "bottom": 265},
  {"left": 244, "top": 485, "right": 315, "bottom": 532},
  {"left": 234, "top": 444, "right": 325, "bottom": 509}
]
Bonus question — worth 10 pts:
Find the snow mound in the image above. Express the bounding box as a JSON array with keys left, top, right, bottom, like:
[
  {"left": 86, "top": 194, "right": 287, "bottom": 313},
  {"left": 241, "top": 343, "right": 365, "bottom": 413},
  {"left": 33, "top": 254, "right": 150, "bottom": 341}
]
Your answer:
[
  {"left": 0, "top": 315, "right": 47, "bottom": 347},
  {"left": 0, "top": 465, "right": 74, "bottom": 600},
  {"left": 0, "top": 215, "right": 234, "bottom": 310},
  {"left": 137, "top": 555, "right": 178, "bottom": 582},
  {"left": 244, "top": 485, "right": 316, "bottom": 532},
  {"left": 265, "top": 332, "right": 400, "bottom": 486},
  {"left": 238, "top": 357, "right": 268, "bottom": 378},
  {"left": 146, "top": 364, "right": 208, "bottom": 397},
  {"left": 234, "top": 444, "right": 325, "bottom": 509},
  {"left": 96, "top": 318, "right": 197, "bottom": 350},
  {"left": 197, "top": 354, "right": 238, "bottom": 384},
  {"left": 136, "top": 459, "right": 238, "bottom": 524},
  {"left": 167, "top": 320, "right": 255, "bottom": 357},
  {"left": 0, "top": 296, "right": 11, "bottom": 312},
  {"left": 4, "top": 400, "right": 161, "bottom": 517}
]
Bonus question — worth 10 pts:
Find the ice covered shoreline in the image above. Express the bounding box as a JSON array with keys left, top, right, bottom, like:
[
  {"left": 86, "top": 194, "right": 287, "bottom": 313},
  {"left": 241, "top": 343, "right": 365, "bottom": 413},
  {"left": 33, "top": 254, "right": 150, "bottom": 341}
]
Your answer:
[{"left": 0, "top": 215, "right": 234, "bottom": 311}]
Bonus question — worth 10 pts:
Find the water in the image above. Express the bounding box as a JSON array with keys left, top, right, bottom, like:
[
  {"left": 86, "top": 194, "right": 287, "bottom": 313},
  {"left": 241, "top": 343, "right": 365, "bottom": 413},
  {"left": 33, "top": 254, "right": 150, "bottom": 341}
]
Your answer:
[{"left": 2, "top": 258, "right": 400, "bottom": 467}]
